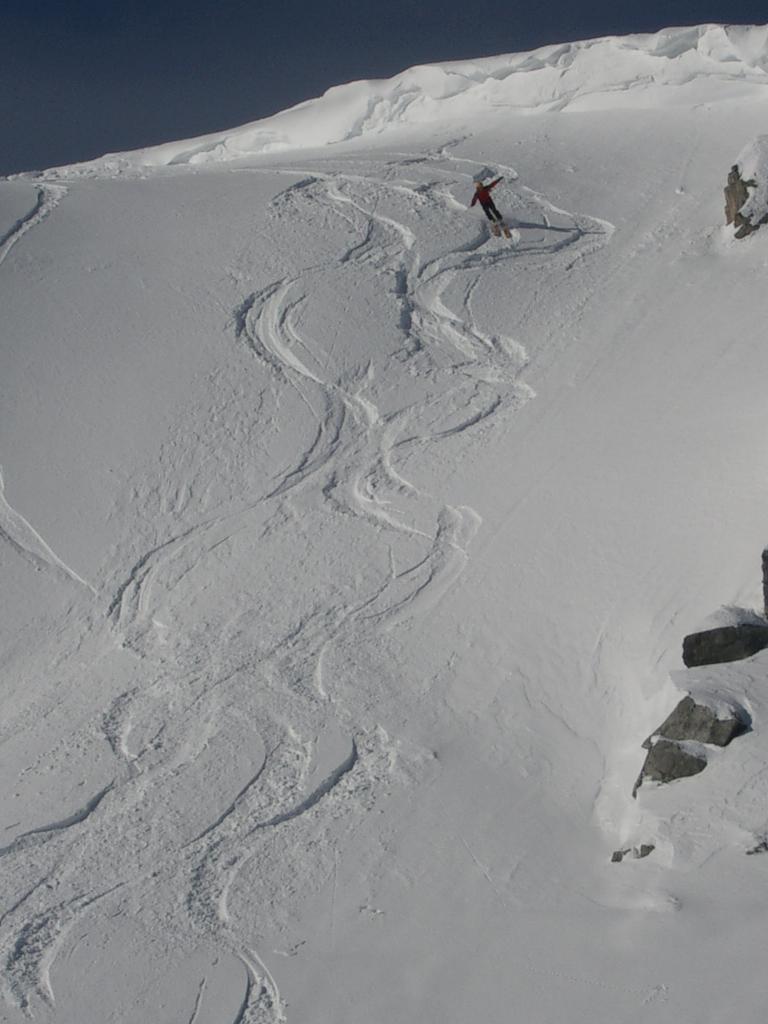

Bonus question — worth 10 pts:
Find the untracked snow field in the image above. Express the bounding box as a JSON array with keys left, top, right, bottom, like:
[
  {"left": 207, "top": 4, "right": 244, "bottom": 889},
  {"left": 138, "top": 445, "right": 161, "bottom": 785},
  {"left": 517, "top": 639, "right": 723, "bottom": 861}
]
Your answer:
[{"left": 4, "top": 25, "right": 768, "bottom": 1024}]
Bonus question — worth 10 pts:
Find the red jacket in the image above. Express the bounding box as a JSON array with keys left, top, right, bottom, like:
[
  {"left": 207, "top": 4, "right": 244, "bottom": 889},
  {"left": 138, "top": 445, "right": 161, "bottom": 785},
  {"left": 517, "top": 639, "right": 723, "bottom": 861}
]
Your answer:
[{"left": 471, "top": 178, "right": 502, "bottom": 206}]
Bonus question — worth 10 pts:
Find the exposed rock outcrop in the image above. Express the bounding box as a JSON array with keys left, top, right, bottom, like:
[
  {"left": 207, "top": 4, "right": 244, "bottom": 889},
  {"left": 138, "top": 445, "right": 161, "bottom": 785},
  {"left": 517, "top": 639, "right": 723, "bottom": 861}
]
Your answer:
[
  {"left": 630, "top": 552, "right": 764, "bottom": 817},
  {"left": 726, "top": 138, "right": 768, "bottom": 238},
  {"left": 611, "top": 843, "right": 655, "bottom": 863},
  {"left": 633, "top": 693, "right": 749, "bottom": 797},
  {"left": 682, "top": 624, "right": 768, "bottom": 667},
  {"left": 724, "top": 164, "right": 757, "bottom": 234},
  {"left": 633, "top": 738, "right": 707, "bottom": 796},
  {"left": 638, "top": 688, "right": 753, "bottom": 798},
  {"left": 642, "top": 694, "right": 749, "bottom": 748}
]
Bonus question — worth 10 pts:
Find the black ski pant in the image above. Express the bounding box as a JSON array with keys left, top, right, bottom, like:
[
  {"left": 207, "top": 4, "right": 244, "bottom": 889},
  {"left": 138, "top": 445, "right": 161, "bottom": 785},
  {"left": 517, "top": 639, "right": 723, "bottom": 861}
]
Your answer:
[{"left": 480, "top": 199, "right": 503, "bottom": 223}]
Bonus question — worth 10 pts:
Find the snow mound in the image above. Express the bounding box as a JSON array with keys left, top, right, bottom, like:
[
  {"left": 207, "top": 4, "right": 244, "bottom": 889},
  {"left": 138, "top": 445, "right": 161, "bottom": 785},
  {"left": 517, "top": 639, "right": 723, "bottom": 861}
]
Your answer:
[
  {"left": 46, "top": 23, "right": 768, "bottom": 175},
  {"left": 697, "top": 604, "right": 768, "bottom": 630},
  {"left": 679, "top": 682, "right": 750, "bottom": 724},
  {"left": 736, "top": 134, "right": 768, "bottom": 221}
]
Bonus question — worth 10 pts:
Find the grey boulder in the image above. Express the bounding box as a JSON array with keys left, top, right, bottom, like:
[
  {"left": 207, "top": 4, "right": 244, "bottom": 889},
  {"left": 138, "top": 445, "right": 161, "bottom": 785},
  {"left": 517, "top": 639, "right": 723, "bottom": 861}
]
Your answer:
[
  {"left": 642, "top": 695, "right": 749, "bottom": 749},
  {"left": 682, "top": 624, "right": 768, "bottom": 667},
  {"left": 633, "top": 739, "right": 707, "bottom": 797},
  {"left": 724, "top": 164, "right": 765, "bottom": 238}
]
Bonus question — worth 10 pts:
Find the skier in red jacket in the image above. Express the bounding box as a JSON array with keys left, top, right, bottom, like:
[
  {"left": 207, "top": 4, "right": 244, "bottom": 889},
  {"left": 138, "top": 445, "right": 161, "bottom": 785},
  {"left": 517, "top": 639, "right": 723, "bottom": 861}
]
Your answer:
[{"left": 470, "top": 177, "right": 504, "bottom": 225}]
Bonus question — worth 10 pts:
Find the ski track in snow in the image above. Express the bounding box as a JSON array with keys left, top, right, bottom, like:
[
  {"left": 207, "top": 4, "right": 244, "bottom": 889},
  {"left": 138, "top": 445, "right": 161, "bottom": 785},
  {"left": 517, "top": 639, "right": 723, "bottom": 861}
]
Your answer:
[
  {"left": 0, "top": 150, "right": 611, "bottom": 1019},
  {"left": 0, "top": 784, "right": 114, "bottom": 860},
  {"left": 187, "top": 976, "right": 207, "bottom": 1024},
  {"left": 0, "top": 466, "right": 97, "bottom": 594},
  {"left": 0, "top": 185, "right": 98, "bottom": 598},
  {"left": 238, "top": 949, "right": 287, "bottom": 1024},
  {"left": 106, "top": 149, "right": 608, "bottom": 651},
  {"left": 0, "top": 184, "right": 67, "bottom": 269}
]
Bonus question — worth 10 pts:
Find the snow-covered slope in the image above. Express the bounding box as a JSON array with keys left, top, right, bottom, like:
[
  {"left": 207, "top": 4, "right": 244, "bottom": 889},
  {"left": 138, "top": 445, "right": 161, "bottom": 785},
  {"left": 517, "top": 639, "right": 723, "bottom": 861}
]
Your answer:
[{"left": 4, "top": 24, "right": 768, "bottom": 1024}]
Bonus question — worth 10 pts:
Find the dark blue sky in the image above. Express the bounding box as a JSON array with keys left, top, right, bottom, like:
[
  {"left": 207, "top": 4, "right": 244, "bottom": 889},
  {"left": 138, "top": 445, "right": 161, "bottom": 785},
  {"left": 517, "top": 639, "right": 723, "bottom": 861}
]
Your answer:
[{"left": 3, "top": 0, "right": 767, "bottom": 175}]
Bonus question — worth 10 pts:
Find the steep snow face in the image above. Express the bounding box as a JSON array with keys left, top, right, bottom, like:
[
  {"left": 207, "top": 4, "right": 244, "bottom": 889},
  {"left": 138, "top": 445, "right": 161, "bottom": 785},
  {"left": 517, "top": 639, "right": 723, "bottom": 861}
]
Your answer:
[
  {"left": 6, "top": 25, "right": 768, "bottom": 1024},
  {"left": 43, "top": 23, "right": 768, "bottom": 174}
]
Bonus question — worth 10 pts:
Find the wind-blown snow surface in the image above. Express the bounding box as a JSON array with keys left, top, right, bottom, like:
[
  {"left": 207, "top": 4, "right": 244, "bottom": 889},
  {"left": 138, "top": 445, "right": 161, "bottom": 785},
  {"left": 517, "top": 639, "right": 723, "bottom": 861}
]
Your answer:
[
  {"left": 4, "top": 23, "right": 768, "bottom": 1024},
  {"left": 45, "top": 22, "right": 768, "bottom": 174}
]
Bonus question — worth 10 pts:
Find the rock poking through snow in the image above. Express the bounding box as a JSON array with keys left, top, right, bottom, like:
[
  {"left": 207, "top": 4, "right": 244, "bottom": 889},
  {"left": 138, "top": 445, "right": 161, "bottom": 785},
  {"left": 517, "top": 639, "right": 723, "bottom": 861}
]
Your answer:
[
  {"left": 642, "top": 694, "right": 749, "bottom": 749},
  {"left": 682, "top": 624, "right": 768, "bottom": 666},
  {"left": 729, "top": 137, "right": 768, "bottom": 238},
  {"left": 633, "top": 738, "right": 708, "bottom": 796},
  {"left": 611, "top": 844, "right": 656, "bottom": 863},
  {"left": 724, "top": 165, "right": 756, "bottom": 232},
  {"left": 633, "top": 694, "right": 749, "bottom": 796}
]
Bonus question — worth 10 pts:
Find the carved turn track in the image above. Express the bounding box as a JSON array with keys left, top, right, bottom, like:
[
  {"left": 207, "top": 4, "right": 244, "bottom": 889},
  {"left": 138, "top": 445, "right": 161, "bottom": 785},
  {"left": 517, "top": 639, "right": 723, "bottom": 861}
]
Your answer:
[{"left": 0, "top": 149, "right": 611, "bottom": 1021}]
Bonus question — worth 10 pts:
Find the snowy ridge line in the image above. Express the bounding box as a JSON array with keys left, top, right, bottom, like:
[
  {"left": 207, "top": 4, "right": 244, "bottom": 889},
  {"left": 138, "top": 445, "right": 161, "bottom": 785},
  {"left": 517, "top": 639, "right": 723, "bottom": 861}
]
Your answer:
[
  {"left": 0, "top": 184, "right": 66, "bottom": 266},
  {"left": 39, "top": 24, "right": 768, "bottom": 174},
  {"left": 0, "top": 465, "right": 97, "bottom": 595}
]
